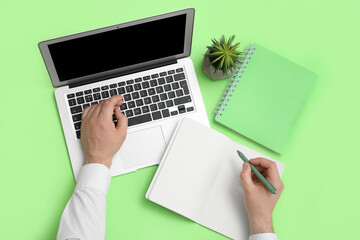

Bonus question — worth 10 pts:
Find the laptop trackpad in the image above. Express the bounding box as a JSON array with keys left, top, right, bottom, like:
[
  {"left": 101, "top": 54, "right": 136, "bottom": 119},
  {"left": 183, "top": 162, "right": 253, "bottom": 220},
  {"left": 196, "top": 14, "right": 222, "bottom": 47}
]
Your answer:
[{"left": 119, "top": 126, "right": 166, "bottom": 170}]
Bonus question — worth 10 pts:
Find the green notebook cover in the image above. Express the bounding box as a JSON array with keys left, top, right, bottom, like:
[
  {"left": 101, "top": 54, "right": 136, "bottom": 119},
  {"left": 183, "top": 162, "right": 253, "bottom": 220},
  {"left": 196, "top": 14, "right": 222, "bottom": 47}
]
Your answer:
[{"left": 215, "top": 43, "right": 317, "bottom": 153}]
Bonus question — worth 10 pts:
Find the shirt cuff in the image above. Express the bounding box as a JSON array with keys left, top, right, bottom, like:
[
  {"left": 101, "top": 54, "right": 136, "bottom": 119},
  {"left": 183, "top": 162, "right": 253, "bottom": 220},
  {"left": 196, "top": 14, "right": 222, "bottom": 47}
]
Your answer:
[
  {"left": 249, "top": 233, "right": 278, "bottom": 240},
  {"left": 76, "top": 163, "right": 111, "bottom": 196}
]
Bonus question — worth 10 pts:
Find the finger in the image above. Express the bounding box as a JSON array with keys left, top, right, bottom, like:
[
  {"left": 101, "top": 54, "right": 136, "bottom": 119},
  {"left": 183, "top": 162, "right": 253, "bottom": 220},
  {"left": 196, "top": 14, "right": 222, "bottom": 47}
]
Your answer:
[
  {"left": 82, "top": 104, "right": 97, "bottom": 120},
  {"left": 240, "top": 162, "right": 254, "bottom": 192},
  {"left": 82, "top": 106, "right": 91, "bottom": 120},
  {"left": 98, "top": 95, "right": 124, "bottom": 117},
  {"left": 250, "top": 158, "right": 282, "bottom": 186},
  {"left": 114, "top": 108, "right": 128, "bottom": 134}
]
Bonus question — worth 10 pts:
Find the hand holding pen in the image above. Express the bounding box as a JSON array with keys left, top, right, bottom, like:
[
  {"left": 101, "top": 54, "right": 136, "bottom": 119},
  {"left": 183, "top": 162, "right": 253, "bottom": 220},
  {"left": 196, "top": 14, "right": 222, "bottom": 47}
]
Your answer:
[{"left": 238, "top": 152, "right": 284, "bottom": 235}]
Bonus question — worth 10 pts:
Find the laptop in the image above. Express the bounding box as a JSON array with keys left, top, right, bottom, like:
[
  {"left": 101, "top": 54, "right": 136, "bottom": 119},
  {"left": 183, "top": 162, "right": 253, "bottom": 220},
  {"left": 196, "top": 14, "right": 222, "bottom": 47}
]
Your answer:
[{"left": 39, "top": 8, "right": 209, "bottom": 181}]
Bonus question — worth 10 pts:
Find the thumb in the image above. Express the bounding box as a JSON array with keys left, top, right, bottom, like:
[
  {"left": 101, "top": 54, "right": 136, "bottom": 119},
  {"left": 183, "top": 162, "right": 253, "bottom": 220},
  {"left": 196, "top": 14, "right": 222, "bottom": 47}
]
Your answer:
[
  {"left": 240, "top": 162, "right": 254, "bottom": 191},
  {"left": 114, "top": 108, "right": 128, "bottom": 134}
]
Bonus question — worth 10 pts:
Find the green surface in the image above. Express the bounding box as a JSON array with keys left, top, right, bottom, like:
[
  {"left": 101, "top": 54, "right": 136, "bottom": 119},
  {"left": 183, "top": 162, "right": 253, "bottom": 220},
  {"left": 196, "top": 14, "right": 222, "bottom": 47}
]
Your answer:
[{"left": 0, "top": 0, "right": 359, "bottom": 239}]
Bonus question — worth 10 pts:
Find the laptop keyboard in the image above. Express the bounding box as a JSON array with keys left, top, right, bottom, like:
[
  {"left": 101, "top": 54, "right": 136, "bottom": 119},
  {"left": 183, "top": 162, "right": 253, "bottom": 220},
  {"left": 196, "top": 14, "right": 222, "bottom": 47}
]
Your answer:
[{"left": 67, "top": 67, "right": 195, "bottom": 139}]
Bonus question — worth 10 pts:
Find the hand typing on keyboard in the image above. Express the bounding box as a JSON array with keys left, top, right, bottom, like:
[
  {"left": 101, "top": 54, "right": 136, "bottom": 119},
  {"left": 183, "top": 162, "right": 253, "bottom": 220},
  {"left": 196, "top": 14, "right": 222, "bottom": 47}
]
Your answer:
[{"left": 80, "top": 95, "right": 128, "bottom": 168}]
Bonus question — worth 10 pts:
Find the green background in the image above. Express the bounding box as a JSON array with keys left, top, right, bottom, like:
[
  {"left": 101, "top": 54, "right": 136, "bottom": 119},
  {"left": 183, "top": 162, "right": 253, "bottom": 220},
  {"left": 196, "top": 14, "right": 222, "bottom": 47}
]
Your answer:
[{"left": 1, "top": 0, "right": 359, "bottom": 239}]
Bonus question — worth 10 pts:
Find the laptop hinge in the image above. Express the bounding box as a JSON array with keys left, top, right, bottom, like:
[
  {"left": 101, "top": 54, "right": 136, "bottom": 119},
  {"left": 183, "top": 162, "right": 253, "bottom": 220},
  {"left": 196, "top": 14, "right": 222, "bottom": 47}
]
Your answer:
[{"left": 69, "top": 59, "right": 178, "bottom": 88}]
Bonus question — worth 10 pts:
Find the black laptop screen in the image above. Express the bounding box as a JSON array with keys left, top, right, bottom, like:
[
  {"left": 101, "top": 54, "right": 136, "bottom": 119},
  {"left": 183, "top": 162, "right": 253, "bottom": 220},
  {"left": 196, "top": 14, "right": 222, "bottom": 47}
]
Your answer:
[{"left": 48, "top": 14, "right": 186, "bottom": 82}]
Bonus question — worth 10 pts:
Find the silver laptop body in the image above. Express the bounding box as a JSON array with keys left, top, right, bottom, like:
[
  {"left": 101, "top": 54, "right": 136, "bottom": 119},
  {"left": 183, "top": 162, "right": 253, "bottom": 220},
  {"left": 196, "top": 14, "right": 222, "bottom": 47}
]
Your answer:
[{"left": 39, "top": 9, "right": 209, "bottom": 181}]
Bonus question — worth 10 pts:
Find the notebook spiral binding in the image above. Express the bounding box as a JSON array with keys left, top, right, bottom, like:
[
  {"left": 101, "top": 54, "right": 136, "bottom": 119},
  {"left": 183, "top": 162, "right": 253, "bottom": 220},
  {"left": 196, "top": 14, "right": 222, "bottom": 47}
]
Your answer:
[{"left": 214, "top": 43, "right": 256, "bottom": 117}]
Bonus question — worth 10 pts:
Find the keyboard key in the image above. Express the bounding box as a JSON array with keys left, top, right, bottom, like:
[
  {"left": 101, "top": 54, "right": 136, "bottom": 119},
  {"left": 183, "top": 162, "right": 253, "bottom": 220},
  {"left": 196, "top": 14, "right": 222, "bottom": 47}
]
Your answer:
[
  {"left": 93, "top": 93, "right": 101, "bottom": 100},
  {"left": 180, "top": 80, "right": 190, "bottom": 95},
  {"left": 150, "top": 80, "right": 157, "bottom": 87},
  {"left": 144, "top": 97, "right": 152, "bottom": 105},
  {"left": 120, "top": 103, "right": 127, "bottom": 110},
  {"left": 159, "top": 72, "right": 167, "bottom": 77},
  {"left": 133, "top": 108, "right": 142, "bottom": 115},
  {"left": 148, "top": 88, "right": 156, "bottom": 95},
  {"left": 142, "top": 81, "right": 150, "bottom": 89},
  {"left": 118, "top": 82, "right": 126, "bottom": 87},
  {"left": 68, "top": 99, "right": 76, "bottom": 106},
  {"left": 178, "top": 105, "right": 186, "bottom": 114},
  {"left": 110, "top": 89, "right": 117, "bottom": 96},
  {"left": 150, "top": 104, "right": 158, "bottom": 111},
  {"left": 70, "top": 106, "right": 82, "bottom": 114},
  {"left": 151, "top": 73, "right": 159, "bottom": 79},
  {"left": 85, "top": 95, "right": 93, "bottom": 102},
  {"left": 67, "top": 93, "right": 75, "bottom": 99},
  {"left": 84, "top": 89, "right": 92, "bottom": 94},
  {"left": 135, "top": 77, "right": 142, "bottom": 82},
  {"left": 158, "top": 77, "right": 166, "bottom": 85},
  {"left": 101, "top": 91, "right": 109, "bottom": 98},
  {"left": 167, "top": 70, "right": 175, "bottom": 75},
  {"left": 174, "top": 96, "right": 192, "bottom": 105},
  {"left": 174, "top": 73, "right": 185, "bottom": 81},
  {"left": 126, "top": 79, "right": 134, "bottom": 85},
  {"left": 128, "top": 101, "right": 135, "bottom": 108},
  {"left": 165, "top": 100, "right": 174, "bottom": 107},
  {"left": 134, "top": 83, "right": 141, "bottom": 91},
  {"left": 162, "top": 109, "right": 170, "bottom": 118},
  {"left": 187, "top": 107, "right": 194, "bottom": 112},
  {"left": 74, "top": 122, "right": 81, "bottom": 130},
  {"left": 110, "top": 84, "right": 117, "bottom": 88},
  {"left": 91, "top": 102, "right": 98, "bottom": 105},
  {"left": 77, "top": 97, "right": 85, "bottom": 104},
  {"left": 175, "top": 89, "right": 184, "bottom": 97},
  {"left": 164, "top": 84, "right": 171, "bottom": 91},
  {"left": 76, "top": 91, "right": 83, "bottom": 96},
  {"left": 128, "top": 113, "right": 152, "bottom": 126},
  {"left": 76, "top": 130, "right": 81, "bottom": 139},
  {"left": 142, "top": 106, "right": 150, "bottom": 113},
  {"left": 93, "top": 87, "right": 100, "bottom": 92},
  {"left": 118, "top": 87, "right": 125, "bottom": 94},
  {"left": 101, "top": 85, "right": 109, "bottom": 90},
  {"left": 160, "top": 93, "right": 168, "bottom": 101},
  {"left": 156, "top": 86, "right": 164, "bottom": 93},
  {"left": 158, "top": 102, "right": 166, "bottom": 109},
  {"left": 136, "top": 99, "right": 144, "bottom": 106},
  {"left": 176, "top": 68, "right": 184, "bottom": 73},
  {"left": 126, "top": 85, "right": 134, "bottom": 93},
  {"left": 131, "top": 92, "right": 140, "bottom": 99},
  {"left": 82, "top": 104, "right": 90, "bottom": 110},
  {"left": 72, "top": 113, "right": 82, "bottom": 122},
  {"left": 165, "top": 76, "right": 174, "bottom": 83},
  {"left": 140, "top": 90, "right": 148, "bottom": 97},
  {"left": 168, "top": 91, "right": 175, "bottom": 99},
  {"left": 143, "top": 76, "right": 151, "bottom": 80},
  {"left": 152, "top": 95, "right": 160, "bottom": 103},
  {"left": 152, "top": 111, "right": 162, "bottom": 120},
  {"left": 123, "top": 94, "right": 131, "bottom": 101},
  {"left": 172, "top": 82, "right": 180, "bottom": 90},
  {"left": 171, "top": 111, "right": 178, "bottom": 116},
  {"left": 125, "top": 110, "right": 134, "bottom": 117}
]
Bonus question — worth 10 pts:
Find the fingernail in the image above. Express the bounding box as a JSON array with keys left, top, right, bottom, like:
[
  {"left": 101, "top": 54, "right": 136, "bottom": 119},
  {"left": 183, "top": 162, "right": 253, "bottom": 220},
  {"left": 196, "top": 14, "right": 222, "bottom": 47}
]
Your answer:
[{"left": 243, "top": 162, "right": 247, "bottom": 168}]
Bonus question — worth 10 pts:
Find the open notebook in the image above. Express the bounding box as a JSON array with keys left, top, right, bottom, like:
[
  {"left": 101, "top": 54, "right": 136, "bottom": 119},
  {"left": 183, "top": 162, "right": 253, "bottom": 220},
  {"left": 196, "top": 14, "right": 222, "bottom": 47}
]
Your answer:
[{"left": 146, "top": 118, "right": 285, "bottom": 239}]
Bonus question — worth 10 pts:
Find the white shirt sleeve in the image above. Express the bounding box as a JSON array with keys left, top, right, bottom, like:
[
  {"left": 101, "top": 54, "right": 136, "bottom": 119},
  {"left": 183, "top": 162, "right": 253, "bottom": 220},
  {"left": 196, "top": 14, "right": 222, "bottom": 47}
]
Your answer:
[
  {"left": 249, "top": 233, "right": 278, "bottom": 240},
  {"left": 57, "top": 164, "right": 111, "bottom": 240}
]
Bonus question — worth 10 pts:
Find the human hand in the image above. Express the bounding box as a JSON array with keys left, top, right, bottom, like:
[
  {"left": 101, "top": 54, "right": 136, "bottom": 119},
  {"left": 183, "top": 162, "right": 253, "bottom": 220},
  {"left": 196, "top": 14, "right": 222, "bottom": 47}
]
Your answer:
[
  {"left": 80, "top": 95, "right": 128, "bottom": 168},
  {"left": 240, "top": 158, "right": 284, "bottom": 235}
]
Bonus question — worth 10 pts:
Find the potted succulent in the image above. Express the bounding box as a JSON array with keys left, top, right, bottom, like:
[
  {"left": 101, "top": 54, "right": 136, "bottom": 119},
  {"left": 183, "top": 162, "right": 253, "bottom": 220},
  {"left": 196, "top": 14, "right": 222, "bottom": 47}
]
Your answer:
[{"left": 202, "top": 35, "right": 242, "bottom": 81}]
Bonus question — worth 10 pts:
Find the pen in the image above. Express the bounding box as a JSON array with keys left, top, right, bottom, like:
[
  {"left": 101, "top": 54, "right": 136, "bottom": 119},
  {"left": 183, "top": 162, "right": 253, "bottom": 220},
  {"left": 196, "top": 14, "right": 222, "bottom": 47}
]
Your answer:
[{"left": 237, "top": 150, "right": 277, "bottom": 194}]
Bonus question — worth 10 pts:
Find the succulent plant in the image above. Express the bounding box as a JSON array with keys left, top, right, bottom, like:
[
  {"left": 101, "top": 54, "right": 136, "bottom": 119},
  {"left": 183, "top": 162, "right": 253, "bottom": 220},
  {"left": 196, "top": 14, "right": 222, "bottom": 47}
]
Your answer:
[{"left": 206, "top": 35, "right": 242, "bottom": 73}]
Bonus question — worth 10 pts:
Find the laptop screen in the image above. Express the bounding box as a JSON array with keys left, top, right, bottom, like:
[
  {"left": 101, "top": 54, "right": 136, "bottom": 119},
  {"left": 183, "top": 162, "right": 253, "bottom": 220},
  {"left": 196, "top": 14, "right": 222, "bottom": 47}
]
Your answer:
[{"left": 48, "top": 14, "right": 186, "bottom": 82}]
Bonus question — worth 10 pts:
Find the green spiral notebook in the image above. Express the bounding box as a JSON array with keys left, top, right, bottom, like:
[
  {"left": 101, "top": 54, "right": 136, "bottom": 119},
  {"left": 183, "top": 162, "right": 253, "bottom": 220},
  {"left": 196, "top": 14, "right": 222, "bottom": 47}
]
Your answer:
[{"left": 215, "top": 43, "right": 317, "bottom": 153}]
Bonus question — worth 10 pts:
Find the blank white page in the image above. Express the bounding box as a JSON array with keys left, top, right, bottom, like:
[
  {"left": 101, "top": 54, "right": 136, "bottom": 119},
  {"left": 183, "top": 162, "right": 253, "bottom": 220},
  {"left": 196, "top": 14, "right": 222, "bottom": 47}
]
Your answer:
[
  {"left": 147, "top": 118, "right": 285, "bottom": 239},
  {"left": 199, "top": 141, "right": 285, "bottom": 239},
  {"left": 147, "top": 118, "right": 232, "bottom": 221}
]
